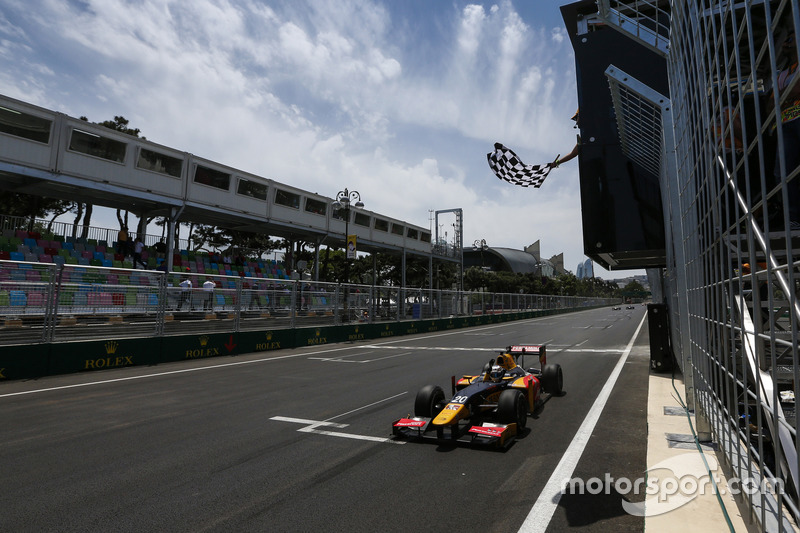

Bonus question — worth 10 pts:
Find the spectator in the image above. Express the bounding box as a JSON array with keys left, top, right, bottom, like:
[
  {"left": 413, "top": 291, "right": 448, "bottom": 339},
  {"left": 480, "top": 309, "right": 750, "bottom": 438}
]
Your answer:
[
  {"left": 117, "top": 227, "right": 129, "bottom": 257},
  {"left": 154, "top": 239, "right": 166, "bottom": 259},
  {"left": 202, "top": 278, "right": 215, "bottom": 310},
  {"left": 133, "top": 238, "right": 145, "bottom": 269},
  {"left": 178, "top": 276, "right": 192, "bottom": 311}
]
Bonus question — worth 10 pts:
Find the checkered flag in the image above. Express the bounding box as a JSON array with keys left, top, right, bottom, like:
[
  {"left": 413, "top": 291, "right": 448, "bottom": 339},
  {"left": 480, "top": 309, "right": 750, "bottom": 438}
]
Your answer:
[{"left": 487, "top": 142, "right": 554, "bottom": 188}]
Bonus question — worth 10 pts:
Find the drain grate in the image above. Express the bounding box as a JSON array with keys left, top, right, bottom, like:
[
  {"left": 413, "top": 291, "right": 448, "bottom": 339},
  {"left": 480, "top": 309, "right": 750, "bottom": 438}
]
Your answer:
[
  {"left": 665, "top": 433, "right": 718, "bottom": 451},
  {"left": 663, "top": 406, "right": 694, "bottom": 416}
]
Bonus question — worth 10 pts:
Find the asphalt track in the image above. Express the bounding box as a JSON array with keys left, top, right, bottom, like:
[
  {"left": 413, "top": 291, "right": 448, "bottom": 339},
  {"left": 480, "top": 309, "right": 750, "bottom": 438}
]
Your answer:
[{"left": 0, "top": 306, "right": 651, "bottom": 532}]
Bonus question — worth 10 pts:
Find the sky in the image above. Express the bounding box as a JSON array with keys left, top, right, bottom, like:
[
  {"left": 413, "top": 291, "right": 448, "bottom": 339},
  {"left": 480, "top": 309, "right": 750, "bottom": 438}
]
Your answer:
[{"left": 0, "top": 0, "right": 638, "bottom": 280}]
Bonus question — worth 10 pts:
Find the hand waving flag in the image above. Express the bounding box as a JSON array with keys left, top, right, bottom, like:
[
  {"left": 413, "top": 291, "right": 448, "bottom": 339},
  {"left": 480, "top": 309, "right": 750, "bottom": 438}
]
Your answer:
[{"left": 487, "top": 142, "right": 555, "bottom": 188}]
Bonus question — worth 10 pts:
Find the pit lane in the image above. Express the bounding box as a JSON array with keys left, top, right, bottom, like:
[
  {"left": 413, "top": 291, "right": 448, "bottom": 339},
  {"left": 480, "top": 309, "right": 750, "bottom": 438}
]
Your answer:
[{"left": 0, "top": 306, "right": 649, "bottom": 533}]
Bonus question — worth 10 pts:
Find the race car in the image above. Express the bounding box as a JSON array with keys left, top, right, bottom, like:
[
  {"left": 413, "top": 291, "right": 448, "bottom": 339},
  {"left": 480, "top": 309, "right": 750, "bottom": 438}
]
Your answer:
[{"left": 392, "top": 345, "right": 563, "bottom": 448}]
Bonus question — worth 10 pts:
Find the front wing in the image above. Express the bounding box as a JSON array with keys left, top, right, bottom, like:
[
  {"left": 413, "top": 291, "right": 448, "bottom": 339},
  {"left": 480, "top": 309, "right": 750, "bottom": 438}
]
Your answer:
[{"left": 392, "top": 417, "right": 517, "bottom": 449}]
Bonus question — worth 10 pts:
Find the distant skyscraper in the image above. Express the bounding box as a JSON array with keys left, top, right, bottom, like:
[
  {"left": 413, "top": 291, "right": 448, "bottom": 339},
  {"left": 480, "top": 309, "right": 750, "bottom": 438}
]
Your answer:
[
  {"left": 576, "top": 262, "right": 585, "bottom": 279},
  {"left": 583, "top": 259, "right": 594, "bottom": 278}
]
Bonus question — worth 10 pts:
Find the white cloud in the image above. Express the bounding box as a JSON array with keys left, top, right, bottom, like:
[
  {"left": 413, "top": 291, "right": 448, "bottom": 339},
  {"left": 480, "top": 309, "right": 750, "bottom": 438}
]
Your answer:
[{"left": 0, "top": 0, "right": 614, "bottom": 275}]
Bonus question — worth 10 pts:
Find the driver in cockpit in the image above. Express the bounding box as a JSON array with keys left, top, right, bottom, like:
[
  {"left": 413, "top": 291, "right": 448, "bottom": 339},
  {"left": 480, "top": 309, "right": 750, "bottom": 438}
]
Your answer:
[{"left": 495, "top": 352, "right": 527, "bottom": 377}]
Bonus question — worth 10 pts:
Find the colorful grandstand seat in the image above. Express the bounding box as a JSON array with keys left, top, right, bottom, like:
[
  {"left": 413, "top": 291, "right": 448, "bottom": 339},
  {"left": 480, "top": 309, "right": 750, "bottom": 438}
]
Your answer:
[
  {"left": 72, "top": 292, "right": 87, "bottom": 307},
  {"left": 0, "top": 251, "right": 9, "bottom": 261},
  {"left": 58, "top": 290, "right": 73, "bottom": 306},
  {"left": 9, "top": 290, "right": 26, "bottom": 306},
  {"left": 27, "top": 292, "right": 44, "bottom": 307}
]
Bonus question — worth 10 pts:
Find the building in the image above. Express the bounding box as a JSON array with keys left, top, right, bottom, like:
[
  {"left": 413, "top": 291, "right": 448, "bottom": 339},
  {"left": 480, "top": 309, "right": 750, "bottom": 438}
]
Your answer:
[{"left": 462, "top": 240, "right": 558, "bottom": 277}]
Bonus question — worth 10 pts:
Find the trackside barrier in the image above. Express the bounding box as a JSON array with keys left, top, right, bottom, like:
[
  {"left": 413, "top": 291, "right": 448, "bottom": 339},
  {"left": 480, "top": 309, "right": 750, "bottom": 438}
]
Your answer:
[
  {"left": 0, "top": 259, "right": 616, "bottom": 380},
  {"left": 0, "top": 307, "right": 585, "bottom": 381}
]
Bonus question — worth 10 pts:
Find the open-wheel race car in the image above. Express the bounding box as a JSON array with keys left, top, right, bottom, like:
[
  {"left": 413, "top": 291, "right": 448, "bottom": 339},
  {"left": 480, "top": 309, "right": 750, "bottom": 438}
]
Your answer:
[{"left": 392, "top": 345, "right": 563, "bottom": 449}]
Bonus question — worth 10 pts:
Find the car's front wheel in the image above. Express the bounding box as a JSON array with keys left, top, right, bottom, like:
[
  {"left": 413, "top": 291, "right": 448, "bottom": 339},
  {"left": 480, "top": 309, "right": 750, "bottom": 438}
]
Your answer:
[
  {"left": 414, "top": 385, "right": 445, "bottom": 418},
  {"left": 542, "top": 364, "right": 563, "bottom": 395},
  {"left": 497, "top": 389, "right": 527, "bottom": 429}
]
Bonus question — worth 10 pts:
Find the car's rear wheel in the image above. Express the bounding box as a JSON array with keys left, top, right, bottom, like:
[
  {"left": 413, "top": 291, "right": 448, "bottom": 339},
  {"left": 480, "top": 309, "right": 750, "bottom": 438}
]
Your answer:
[
  {"left": 497, "top": 389, "right": 527, "bottom": 429},
  {"left": 414, "top": 385, "right": 445, "bottom": 418},
  {"left": 542, "top": 364, "right": 563, "bottom": 395}
]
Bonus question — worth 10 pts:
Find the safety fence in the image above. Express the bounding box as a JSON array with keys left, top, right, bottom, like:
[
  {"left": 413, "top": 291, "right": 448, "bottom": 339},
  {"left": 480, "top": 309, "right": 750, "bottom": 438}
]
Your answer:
[
  {"left": 598, "top": 1, "right": 800, "bottom": 530},
  {"left": 0, "top": 259, "right": 618, "bottom": 346}
]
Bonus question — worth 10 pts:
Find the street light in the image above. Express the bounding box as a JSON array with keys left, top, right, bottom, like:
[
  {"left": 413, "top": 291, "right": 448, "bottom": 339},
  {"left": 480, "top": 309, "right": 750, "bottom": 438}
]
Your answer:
[
  {"left": 332, "top": 188, "right": 364, "bottom": 285},
  {"left": 473, "top": 239, "right": 488, "bottom": 269}
]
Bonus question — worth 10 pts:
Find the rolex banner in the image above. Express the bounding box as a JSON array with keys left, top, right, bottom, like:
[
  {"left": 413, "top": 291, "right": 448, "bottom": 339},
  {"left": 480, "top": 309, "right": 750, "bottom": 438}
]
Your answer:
[{"left": 347, "top": 234, "right": 357, "bottom": 259}]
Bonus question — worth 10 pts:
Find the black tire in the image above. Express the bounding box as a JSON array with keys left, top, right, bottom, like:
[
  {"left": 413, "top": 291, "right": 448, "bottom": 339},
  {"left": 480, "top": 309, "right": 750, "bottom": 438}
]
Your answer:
[
  {"left": 497, "top": 389, "right": 527, "bottom": 429},
  {"left": 541, "top": 364, "right": 563, "bottom": 395},
  {"left": 414, "top": 385, "right": 445, "bottom": 418}
]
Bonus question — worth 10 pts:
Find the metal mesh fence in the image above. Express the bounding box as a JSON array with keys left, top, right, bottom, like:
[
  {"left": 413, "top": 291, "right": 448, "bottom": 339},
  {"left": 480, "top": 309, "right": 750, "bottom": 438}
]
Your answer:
[
  {"left": 0, "top": 259, "right": 618, "bottom": 345},
  {"left": 600, "top": 1, "right": 800, "bottom": 529}
]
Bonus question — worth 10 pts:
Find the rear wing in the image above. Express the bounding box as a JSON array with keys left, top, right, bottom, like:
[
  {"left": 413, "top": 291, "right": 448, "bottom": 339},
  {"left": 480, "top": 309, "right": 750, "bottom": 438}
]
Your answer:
[{"left": 508, "top": 344, "right": 546, "bottom": 366}]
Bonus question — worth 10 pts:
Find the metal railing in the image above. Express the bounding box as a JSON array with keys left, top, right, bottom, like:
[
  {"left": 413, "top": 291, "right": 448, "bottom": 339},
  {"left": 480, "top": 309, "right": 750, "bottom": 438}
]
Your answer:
[
  {"left": 0, "top": 259, "right": 618, "bottom": 346},
  {"left": 0, "top": 214, "right": 191, "bottom": 250}
]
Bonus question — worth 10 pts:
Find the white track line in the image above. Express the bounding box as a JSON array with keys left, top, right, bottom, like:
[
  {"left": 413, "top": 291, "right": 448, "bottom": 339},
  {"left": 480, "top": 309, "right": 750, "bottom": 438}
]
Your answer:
[
  {"left": 517, "top": 312, "right": 648, "bottom": 533},
  {"left": 0, "top": 312, "right": 595, "bottom": 399}
]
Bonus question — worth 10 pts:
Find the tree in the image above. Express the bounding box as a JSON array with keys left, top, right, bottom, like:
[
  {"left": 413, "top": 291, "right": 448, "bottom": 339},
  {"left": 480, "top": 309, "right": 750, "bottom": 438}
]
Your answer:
[
  {"left": 0, "top": 192, "right": 71, "bottom": 228},
  {"left": 621, "top": 280, "right": 649, "bottom": 302}
]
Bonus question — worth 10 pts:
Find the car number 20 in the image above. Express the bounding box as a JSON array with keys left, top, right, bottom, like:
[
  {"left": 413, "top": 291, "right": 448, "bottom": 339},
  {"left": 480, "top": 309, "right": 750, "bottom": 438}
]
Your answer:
[{"left": 451, "top": 395, "right": 469, "bottom": 404}]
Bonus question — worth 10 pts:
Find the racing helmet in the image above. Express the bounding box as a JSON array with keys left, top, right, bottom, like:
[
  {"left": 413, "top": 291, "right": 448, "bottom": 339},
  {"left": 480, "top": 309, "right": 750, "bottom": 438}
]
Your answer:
[
  {"left": 496, "top": 354, "right": 516, "bottom": 370},
  {"left": 489, "top": 365, "right": 505, "bottom": 382}
]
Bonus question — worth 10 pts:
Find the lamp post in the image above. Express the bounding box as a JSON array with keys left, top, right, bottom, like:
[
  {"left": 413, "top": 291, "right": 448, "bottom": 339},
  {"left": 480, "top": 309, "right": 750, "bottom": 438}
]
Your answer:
[
  {"left": 332, "top": 188, "right": 364, "bottom": 284},
  {"left": 333, "top": 188, "right": 364, "bottom": 323},
  {"left": 473, "top": 239, "right": 488, "bottom": 269}
]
